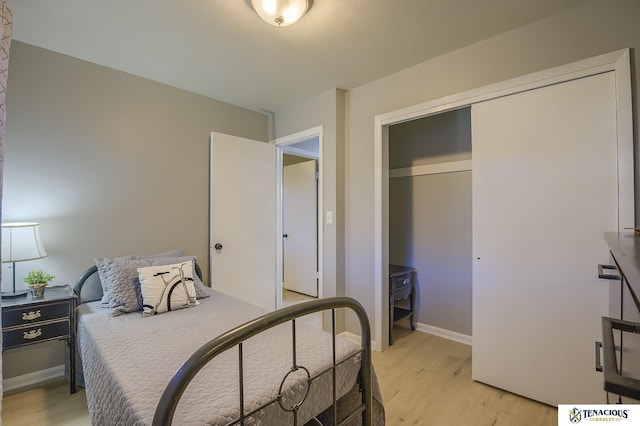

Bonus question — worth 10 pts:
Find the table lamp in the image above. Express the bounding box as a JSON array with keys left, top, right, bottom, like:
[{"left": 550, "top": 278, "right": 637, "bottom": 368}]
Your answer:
[{"left": 1, "top": 222, "right": 48, "bottom": 299}]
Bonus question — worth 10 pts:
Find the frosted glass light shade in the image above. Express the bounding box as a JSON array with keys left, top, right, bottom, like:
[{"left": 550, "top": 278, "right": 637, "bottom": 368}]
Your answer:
[
  {"left": 1, "top": 222, "right": 48, "bottom": 263},
  {"left": 251, "top": 0, "right": 309, "bottom": 26}
]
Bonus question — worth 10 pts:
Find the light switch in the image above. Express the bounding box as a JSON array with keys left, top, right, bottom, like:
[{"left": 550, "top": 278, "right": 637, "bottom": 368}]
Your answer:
[{"left": 326, "top": 211, "right": 334, "bottom": 225}]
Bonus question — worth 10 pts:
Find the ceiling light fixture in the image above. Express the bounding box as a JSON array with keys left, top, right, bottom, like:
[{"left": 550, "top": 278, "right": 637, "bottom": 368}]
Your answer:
[{"left": 250, "top": 0, "right": 310, "bottom": 27}]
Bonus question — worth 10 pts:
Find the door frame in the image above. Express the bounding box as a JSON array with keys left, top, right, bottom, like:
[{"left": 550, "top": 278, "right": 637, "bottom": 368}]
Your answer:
[
  {"left": 275, "top": 126, "right": 324, "bottom": 308},
  {"left": 372, "top": 49, "right": 633, "bottom": 351}
]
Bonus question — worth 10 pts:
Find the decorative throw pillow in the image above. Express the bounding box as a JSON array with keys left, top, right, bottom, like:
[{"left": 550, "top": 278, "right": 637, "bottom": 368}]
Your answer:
[
  {"left": 138, "top": 260, "right": 199, "bottom": 316},
  {"left": 96, "top": 255, "right": 206, "bottom": 316},
  {"left": 94, "top": 249, "right": 184, "bottom": 308}
]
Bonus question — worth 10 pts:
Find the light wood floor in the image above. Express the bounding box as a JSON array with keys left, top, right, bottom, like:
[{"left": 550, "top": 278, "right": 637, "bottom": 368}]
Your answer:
[
  {"left": 283, "top": 288, "right": 316, "bottom": 307},
  {"left": 373, "top": 326, "right": 557, "bottom": 425},
  {"left": 1, "top": 326, "right": 557, "bottom": 425},
  {"left": 2, "top": 380, "right": 89, "bottom": 425}
]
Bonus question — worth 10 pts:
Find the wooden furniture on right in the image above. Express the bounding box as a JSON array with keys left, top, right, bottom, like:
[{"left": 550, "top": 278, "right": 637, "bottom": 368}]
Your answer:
[
  {"left": 389, "top": 265, "right": 415, "bottom": 344},
  {"left": 599, "top": 232, "right": 640, "bottom": 402}
]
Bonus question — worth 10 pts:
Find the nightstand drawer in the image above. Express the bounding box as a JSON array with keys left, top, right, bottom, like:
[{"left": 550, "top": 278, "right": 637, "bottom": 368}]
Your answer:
[
  {"left": 1, "top": 301, "right": 70, "bottom": 328},
  {"left": 2, "top": 320, "right": 70, "bottom": 348},
  {"left": 391, "top": 273, "right": 412, "bottom": 300}
]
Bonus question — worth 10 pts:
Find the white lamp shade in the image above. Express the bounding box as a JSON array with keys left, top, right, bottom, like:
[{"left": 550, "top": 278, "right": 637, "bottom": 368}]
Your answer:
[
  {"left": 251, "top": 0, "right": 308, "bottom": 26},
  {"left": 1, "top": 222, "right": 48, "bottom": 263}
]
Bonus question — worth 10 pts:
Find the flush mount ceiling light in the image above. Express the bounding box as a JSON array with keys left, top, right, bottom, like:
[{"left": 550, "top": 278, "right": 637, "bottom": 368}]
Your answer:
[{"left": 250, "top": 0, "right": 310, "bottom": 27}]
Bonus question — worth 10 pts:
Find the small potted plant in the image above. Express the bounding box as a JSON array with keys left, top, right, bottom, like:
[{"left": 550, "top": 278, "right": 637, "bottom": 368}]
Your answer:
[{"left": 23, "top": 269, "right": 55, "bottom": 298}]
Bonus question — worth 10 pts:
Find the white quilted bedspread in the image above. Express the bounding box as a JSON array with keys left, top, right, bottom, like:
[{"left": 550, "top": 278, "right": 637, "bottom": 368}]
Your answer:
[{"left": 78, "top": 289, "right": 381, "bottom": 425}]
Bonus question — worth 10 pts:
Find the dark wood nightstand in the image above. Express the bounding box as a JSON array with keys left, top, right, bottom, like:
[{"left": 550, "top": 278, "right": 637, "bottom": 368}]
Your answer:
[{"left": 2, "top": 285, "right": 77, "bottom": 394}]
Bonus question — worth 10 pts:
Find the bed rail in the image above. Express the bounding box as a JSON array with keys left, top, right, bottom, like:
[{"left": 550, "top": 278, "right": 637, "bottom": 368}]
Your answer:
[{"left": 152, "top": 297, "right": 372, "bottom": 426}]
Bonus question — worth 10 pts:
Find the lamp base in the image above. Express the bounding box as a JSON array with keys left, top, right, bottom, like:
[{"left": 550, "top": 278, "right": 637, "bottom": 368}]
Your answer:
[{"left": 1, "top": 290, "right": 29, "bottom": 299}]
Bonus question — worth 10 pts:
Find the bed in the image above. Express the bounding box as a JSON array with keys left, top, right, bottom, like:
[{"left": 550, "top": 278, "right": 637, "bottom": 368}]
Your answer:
[{"left": 73, "top": 255, "right": 384, "bottom": 425}]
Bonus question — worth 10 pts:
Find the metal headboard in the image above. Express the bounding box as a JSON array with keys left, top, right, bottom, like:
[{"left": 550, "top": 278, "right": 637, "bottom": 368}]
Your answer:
[{"left": 152, "top": 297, "right": 373, "bottom": 426}]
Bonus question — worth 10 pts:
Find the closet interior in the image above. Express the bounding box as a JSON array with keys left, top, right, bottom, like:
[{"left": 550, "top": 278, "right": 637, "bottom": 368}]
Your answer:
[{"left": 388, "top": 107, "right": 472, "bottom": 339}]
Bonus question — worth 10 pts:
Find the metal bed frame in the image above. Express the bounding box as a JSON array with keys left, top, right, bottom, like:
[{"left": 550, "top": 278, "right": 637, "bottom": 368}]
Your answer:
[
  {"left": 153, "top": 296, "right": 372, "bottom": 426},
  {"left": 74, "top": 265, "right": 373, "bottom": 426}
]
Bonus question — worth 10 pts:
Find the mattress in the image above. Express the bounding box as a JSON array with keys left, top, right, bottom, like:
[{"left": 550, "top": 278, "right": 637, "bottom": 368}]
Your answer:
[{"left": 77, "top": 288, "right": 384, "bottom": 425}]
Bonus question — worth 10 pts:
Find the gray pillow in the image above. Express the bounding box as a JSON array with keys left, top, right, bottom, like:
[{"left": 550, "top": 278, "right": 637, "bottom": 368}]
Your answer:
[
  {"left": 95, "top": 249, "right": 185, "bottom": 307},
  {"left": 97, "top": 255, "right": 208, "bottom": 316}
]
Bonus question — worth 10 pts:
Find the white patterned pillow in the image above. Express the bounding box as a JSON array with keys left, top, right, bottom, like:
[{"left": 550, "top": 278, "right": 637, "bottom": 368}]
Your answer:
[{"left": 138, "top": 260, "right": 199, "bottom": 317}]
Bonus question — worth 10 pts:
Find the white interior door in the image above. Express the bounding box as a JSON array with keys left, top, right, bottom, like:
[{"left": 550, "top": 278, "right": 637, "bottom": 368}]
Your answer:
[
  {"left": 283, "top": 160, "right": 318, "bottom": 297},
  {"left": 472, "top": 73, "right": 619, "bottom": 405},
  {"left": 210, "top": 132, "right": 276, "bottom": 311}
]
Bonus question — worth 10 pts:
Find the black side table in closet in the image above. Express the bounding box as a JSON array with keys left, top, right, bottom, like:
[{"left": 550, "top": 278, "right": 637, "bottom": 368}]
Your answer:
[{"left": 389, "top": 265, "right": 416, "bottom": 344}]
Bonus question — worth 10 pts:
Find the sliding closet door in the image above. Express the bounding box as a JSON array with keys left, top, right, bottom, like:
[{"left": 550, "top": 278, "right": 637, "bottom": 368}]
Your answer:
[{"left": 472, "top": 72, "right": 619, "bottom": 405}]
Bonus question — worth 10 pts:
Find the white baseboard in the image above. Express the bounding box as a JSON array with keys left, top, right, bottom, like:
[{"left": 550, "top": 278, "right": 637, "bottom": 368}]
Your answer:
[
  {"left": 3, "top": 364, "right": 65, "bottom": 393},
  {"left": 342, "top": 324, "right": 472, "bottom": 349},
  {"left": 415, "top": 322, "right": 472, "bottom": 346},
  {"left": 339, "top": 330, "right": 362, "bottom": 345}
]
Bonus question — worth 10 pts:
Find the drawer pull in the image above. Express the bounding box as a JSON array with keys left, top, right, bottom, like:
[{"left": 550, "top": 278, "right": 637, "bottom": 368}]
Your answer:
[
  {"left": 22, "top": 310, "right": 42, "bottom": 321},
  {"left": 598, "top": 264, "right": 621, "bottom": 280},
  {"left": 595, "top": 341, "right": 603, "bottom": 372},
  {"left": 23, "top": 329, "right": 42, "bottom": 340}
]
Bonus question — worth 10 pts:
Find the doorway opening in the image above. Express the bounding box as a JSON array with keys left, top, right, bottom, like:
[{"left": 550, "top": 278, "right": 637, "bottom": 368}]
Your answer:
[
  {"left": 283, "top": 155, "right": 318, "bottom": 300},
  {"left": 275, "top": 126, "right": 323, "bottom": 310},
  {"left": 387, "top": 109, "right": 473, "bottom": 346}
]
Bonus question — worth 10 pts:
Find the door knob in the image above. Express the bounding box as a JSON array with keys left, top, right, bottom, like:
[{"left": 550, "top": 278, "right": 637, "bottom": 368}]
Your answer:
[
  {"left": 283, "top": 234, "right": 288, "bottom": 239},
  {"left": 214, "top": 243, "right": 223, "bottom": 251}
]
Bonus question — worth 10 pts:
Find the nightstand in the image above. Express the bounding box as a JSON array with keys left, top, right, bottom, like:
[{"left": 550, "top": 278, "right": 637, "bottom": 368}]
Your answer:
[
  {"left": 1, "top": 285, "right": 77, "bottom": 394},
  {"left": 389, "top": 265, "right": 416, "bottom": 345}
]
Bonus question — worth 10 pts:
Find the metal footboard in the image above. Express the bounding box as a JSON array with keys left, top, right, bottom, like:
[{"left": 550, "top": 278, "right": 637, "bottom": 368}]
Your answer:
[{"left": 152, "top": 297, "right": 372, "bottom": 426}]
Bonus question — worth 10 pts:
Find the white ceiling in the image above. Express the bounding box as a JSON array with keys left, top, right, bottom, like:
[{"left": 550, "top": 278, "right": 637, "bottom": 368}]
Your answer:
[{"left": 7, "top": 0, "right": 588, "bottom": 112}]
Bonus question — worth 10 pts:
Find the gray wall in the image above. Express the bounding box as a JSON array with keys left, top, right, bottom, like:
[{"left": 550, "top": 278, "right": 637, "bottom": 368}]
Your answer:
[
  {"left": 345, "top": 0, "right": 640, "bottom": 340},
  {"left": 2, "top": 41, "right": 267, "bottom": 379},
  {"left": 273, "top": 89, "right": 346, "bottom": 307},
  {"left": 389, "top": 109, "right": 472, "bottom": 336},
  {"left": 389, "top": 109, "right": 472, "bottom": 168}
]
